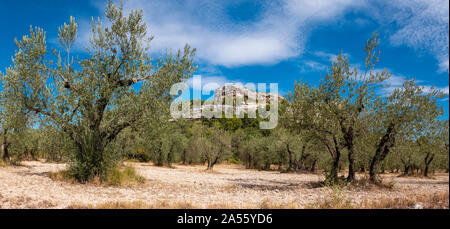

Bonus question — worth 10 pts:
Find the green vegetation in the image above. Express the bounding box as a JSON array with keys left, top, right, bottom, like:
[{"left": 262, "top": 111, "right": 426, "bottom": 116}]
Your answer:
[
  {"left": 49, "top": 165, "right": 144, "bottom": 187},
  {"left": 0, "top": 1, "right": 195, "bottom": 182},
  {"left": 0, "top": 1, "right": 448, "bottom": 187}
]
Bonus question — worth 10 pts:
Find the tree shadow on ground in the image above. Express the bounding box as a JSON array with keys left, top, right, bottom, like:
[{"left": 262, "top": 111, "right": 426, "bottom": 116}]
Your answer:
[
  {"left": 15, "top": 171, "right": 50, "bottom": 177},
  {"left": 228, "top": 178, "right": 321, "bottom": 191},
  {"left": 394, "top": 180, "right": 449, "bottom": 185}
]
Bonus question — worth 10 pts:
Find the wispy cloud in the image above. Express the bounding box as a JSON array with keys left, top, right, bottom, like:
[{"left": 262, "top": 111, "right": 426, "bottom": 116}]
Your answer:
[
  {"left": 423, "top": 85, "right": 449, "bottom": 95},
  {"left": 375, "top": 0, "right": 449, "bottom": 73},
  {"left": 183, "top": 75, "right": 285, "bottom": 96},
  {"left": 313, "top": 51, "right": 340, "bottom": 63},
  {"left": 299, "top": 60, "right": 328, "bottom": 72},
  {"left": 379, "top": 74, "right": 449, "bottom": 97},
  {"left": 299, "top": 50, "right": 351, "bottom": 72},
  {"left": 184, "top": 75, "right": 247, "bottom": 92}
]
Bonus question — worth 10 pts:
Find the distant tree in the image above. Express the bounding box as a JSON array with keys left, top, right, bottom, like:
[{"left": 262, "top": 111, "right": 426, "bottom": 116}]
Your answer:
[
  {"left": 0, "top": 65, "right": 31, "bottom": 162},
  {"left": 286, "top": 80, "right": 345, "bottom": 183},
  {"left": 186, "top": 123, "right": 211, "bottom": 165},
  {"left": 393, "top": 137, "right": 419, "bottom": 176},
  {"left": 204, "top": 127, "right": 232, "bottom": 171},
  {"left": 38, "top": 125, "right": 74, "bottom": 162},
  {"left": 437, "top": 120, "right": 449, "bottom": 173},
  {"left": 272, "top": 128, "right": 310, "bottom": 172},
  {"left": 416, "top": 120, "right": 448, "bottom": 177}
]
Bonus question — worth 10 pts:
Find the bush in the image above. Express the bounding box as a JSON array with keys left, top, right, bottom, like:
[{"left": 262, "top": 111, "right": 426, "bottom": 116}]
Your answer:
[
  {"left": 48, "top": 170, "right": 76, "bottom": 183},
  {"left": 49, "top": 165, "right": 145, "bottom": 187},
  {"left": 134, "top": 149, "right": 151, "bottom": 162},
  {"left": 228, "top": 158, "right": 241, "bottom": 165},
  {"left": 105, "top": 166, "right": 145, "bottom": 187}
]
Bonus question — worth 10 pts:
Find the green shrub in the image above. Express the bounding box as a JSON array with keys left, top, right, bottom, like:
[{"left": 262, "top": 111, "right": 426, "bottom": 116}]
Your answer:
[
  {"left": 135, "top": 150, "right": 151, "bottom": 162},
  {"left": 48, "top": 170, "right": 76, "bottom": 183},
  {"left": 228, "top": 158, "right": 241, "bottom": 165},
  {"left": 105, "top": 166, "right": 145, "bottom": 187}
]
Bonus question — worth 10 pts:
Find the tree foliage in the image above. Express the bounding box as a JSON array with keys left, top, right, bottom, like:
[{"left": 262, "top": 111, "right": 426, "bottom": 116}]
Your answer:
[{"left": 1, "top": 1, "right": 196, "bottom": 181}]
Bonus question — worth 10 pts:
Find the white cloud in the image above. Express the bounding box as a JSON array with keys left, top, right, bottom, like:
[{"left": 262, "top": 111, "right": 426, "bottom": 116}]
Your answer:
[
  {"left": 376, "top": 0, "right": 449, "bottom": 73},
  {"left": 379, "top": 73, "right": 449, "bottom": 97},
  {"left": 110, "top": 0, "right": 301, "bottom": 67},
  {"left": 73, "top": 19, "right": 94, "bottom": 53},
  {"left": 422, "top": 85, "right": 449, "bottom": 95},
  {"left": 282, "top": 0, "right": 365, "bottom": 21},
  {"left": 184, "top": 75, "right": 245, "bottom": 92},
  {"left": 183, "top": 75, "right": 286, "bottom": 96},
  {"left": 438, "top": 57, "right": 449, "bottom": 73},
  {"left": 313, "top": 51, "right": 339, "bottom": 63},
  {"left": 86, "top": 0, "right": 362, "bottom": 67},
  {"left": 300, "top": 60, "right": 328, "bottom": 72},
  {"left": 384, "top": 74, "right": 405, "bottom": 87},
  {"left": 77, "top": 0, "right": 447, "bottom": 72},
  {"left": 299, "top": 50, "right": 352, "bottom": 72}
]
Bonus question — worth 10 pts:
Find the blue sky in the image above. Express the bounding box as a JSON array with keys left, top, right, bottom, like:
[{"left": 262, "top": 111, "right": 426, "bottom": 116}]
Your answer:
[{"left": 0, "top": 0, "right": 448, "bottom": 118}]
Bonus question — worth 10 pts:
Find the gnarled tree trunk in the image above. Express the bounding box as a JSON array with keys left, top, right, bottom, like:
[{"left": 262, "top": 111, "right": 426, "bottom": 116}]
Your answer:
[
  {"left": 323, "top": 136, "right": 342, "bottom": 183},
  {"left": 310, "top": 159, "right": 317, "bottom": 173},
  {"left": 343, "top": 126, "right": 356, "bottom": 182},
  {"left": 424, "top": 152, "right": 434, "bottom": 177},
  {"left": 369, "top": 123, "right": 396, "bottom": 183},
  {"left": 1, "top": 129, "right": 10, "bottom": 162}
]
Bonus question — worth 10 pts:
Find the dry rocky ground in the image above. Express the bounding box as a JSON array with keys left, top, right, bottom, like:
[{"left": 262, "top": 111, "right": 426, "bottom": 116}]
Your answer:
[{"left": 0, "top": 160, "right": 448, "bottom": 209}]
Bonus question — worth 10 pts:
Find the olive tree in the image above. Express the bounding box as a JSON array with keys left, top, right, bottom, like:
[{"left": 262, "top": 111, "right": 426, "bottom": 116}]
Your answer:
[
  {"left": 272, "top": 127, "right": 311, "bottom": 172},
  {"left": 286, "top": 79, "right": 346, "bottom": 183},
  {"left": 0, "top": 70, "right": 30, "bottom": 162},
  {"left": 3, "top": 1, "right": 196, "bottom": 181},
  {"left": 204, "top": 127, "right": 232, "bottom": 171},
  {"left": 306, "top": 33, "right": 389, "bottom": 182},
  {"left": 416, "top": 120, "right": 448, "bottom": 177},
  {"left": 368, "top": 79, "right": 444, "bottom": 183},
  {"left": 436, "top": 120, "right": 449, "bottom": 173}
]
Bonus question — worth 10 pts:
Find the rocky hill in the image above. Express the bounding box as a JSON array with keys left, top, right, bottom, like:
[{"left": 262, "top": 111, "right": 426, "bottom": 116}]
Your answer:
[{"left": 187, "top": 84, "right": 284, "bottom": 119}]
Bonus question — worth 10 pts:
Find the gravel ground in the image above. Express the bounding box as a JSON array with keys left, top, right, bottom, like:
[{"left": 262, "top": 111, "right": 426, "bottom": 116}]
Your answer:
[{"left": 0, "top": 161, "right": 448, "bottom": 209}]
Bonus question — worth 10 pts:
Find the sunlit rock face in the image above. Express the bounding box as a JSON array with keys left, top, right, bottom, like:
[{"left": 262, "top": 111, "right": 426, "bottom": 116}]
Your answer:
[
  {"left": 175, "top": 85, "right": 284, "bottom": 120},
  {"left": 214, "top": 84, "right": 283, "bottom": 105},
  {"left": 207, "top": 85, "right": 283, "bottom": 117}
]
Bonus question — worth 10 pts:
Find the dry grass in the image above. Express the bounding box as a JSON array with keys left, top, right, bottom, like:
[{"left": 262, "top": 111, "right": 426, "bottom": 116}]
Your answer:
[
  {"left": 1, "top": 161, "right": 448, "bottom": 209},
  {"left": 0, "top": 195, "right": 57, "bottom": 209},
  {"left": 106, "top": 166, "right": 145, "bottom": 187},
  {"left": 258, "top": 199, "right": 302, "bottom": 209},
  {"left": 0, "top": 159, "right": 22, "bottom": 167},
  {"left": 69, "top": 200, "right": 195, "bottom": 209},
  {"left": 305, "top": 188, "right": 353, "bottom": 209},
  {"left": 48, "top": 170, "right": 77, "bottom": 183},
  {"left": 349, "top": 176, "right": 396, "bottom": 190},
  {"left": 358, "top": 191, "right": 449, "bottom": 209},
  {"left": 69, "top": 199, "right": 304, "bottom": 209},
  {"left": 48, "top": 166, "right": 145, "bottom": 187},
  {"left": 30, "top": 191, "right": 450, "bottom": 209},
  {"left": 305, "top": 189, "right": 449, "bottom": 209}
]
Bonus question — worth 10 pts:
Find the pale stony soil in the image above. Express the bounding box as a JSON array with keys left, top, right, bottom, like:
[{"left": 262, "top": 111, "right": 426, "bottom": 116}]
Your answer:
[{"left": 0, "top": 160, "right": 448, "bottom": 209}]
